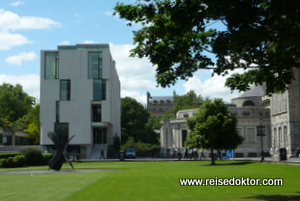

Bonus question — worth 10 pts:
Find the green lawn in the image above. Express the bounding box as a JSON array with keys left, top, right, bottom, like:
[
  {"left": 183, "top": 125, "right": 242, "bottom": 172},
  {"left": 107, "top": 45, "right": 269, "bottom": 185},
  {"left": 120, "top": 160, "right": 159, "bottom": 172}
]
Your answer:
[{"left": 0, "top": 160, "right": 299, "bottom": 201}]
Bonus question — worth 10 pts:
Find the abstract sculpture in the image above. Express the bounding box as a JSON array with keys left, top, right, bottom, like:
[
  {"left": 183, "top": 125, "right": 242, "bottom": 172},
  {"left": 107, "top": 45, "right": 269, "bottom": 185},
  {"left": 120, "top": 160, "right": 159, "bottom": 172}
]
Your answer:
[{"left": 47, "top": 132, "right": 77, "bottom": 171}]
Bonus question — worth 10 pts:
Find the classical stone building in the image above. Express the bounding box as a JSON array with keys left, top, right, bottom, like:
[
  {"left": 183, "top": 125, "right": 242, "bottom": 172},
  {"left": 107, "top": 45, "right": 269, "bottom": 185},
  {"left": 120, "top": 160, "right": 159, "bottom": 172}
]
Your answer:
[
  {"left": 270, "top": 68, "right": 300, "bottom": 157},
  {"left": 160, "top": 86, "right": 271, "bottom": 158},
  {"left": 146, "top": 91, "right": 176, "bottom": 117}
]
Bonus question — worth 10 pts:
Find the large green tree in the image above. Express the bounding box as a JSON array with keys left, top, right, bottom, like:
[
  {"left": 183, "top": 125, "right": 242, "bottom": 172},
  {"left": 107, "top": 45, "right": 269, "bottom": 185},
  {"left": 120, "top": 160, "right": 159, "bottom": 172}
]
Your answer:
[
  {"left": 121, "top": 97, "right": 159, "bottom": 145},
  {"left": 0, "top": 83, "right": 35, "bottom": 127},
  {"left": 185, "top": 98, "right": 243, "bottom": 165},
  {"left": 0, "top": 83, "right": 39, "bottom": 144},
  {"left": 114, "top": 0, "right": 300, "bottom": 94}
]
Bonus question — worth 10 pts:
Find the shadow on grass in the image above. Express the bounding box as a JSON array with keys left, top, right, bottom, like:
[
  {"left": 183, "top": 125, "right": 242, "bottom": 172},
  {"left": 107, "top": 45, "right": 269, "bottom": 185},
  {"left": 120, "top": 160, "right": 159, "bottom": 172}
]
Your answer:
[
  {"left": 244, "top": 193, "right": 300, "bottom": 201},
  {"left": 201, "top": 161, "right": 255, "bottom": 166}
]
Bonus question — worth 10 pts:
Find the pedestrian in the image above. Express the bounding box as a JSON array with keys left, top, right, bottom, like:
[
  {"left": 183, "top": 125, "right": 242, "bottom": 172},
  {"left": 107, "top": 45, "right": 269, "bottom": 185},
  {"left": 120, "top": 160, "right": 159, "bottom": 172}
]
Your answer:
[
  {"left": 100, "top": 148, "right": 105, "bottom": 159},
  {"left": 193, "top": 148, "right": 198, "bottom": 159},
  {"left": 294, "top": 148, "right": 300, "bottom": 158},
  {"left": 200, "top": 148, "right": 205, "bottom": 160},
  {"left": 184, "top": 148, "right": 188, "bottom": 159},
  {"left": 269, "top": 146, "right": 274, "bottom": 158},
  {"left": 218, "top": 150, "right": 222, "bottom": 160}
]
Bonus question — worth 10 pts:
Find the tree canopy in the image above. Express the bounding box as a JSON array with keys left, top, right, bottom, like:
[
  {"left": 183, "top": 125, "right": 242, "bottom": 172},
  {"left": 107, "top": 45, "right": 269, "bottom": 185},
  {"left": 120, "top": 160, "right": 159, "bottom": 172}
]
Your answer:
[
  {"left": 172, "top": 90, "right": 206, "bottom": 114},
  {"left": 0, "top": 83, "right": 35, "bottom": 127},
  {"left": 121, "top": 97, "right": 159, "bottom": 145},
  {"left": 185, "top": 98, "right": 243, "bottom": 165},
  {"left": 114, "top": 0, "right": 300, "bottom": 94},
  {"left": 0, "top": 83, "right": 39, "bottom": 144}
]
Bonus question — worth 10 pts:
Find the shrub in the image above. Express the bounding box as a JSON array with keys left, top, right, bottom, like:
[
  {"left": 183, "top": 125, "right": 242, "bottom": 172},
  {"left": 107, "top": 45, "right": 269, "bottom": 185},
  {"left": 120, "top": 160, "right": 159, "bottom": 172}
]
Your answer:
[
  {"left": 42, "top": 153, "right": 53, "bottom": 165},
  {"left": 0, "top": 158, "right": 7, "bottom": 168},
  {"left": 6, "top": 157, "right": 15, "bottom": 167},
  {"left": 19, "top": 147, "right": 44, "bottom": 166},
  {"left": 0, "top": 153, "right": 20, "bottom": 159},
  {"left": 14, "top": 155, "right": 26, "bottom": 167},
  {"left": 0, "top": 155, "right": 27, "bottom": 168}
]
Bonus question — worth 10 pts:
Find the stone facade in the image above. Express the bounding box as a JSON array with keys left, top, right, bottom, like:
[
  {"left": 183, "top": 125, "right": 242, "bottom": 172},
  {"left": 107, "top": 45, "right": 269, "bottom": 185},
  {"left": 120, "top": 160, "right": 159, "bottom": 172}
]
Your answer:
[
  {"left": 146, "top": 91, "right": 176, "bottom": 117},
  {"left": 270, "top": 68, "right": 300, "bottom": 156},
  {"left": 160, "top": 86, "right": 271, "bottom": 158}
]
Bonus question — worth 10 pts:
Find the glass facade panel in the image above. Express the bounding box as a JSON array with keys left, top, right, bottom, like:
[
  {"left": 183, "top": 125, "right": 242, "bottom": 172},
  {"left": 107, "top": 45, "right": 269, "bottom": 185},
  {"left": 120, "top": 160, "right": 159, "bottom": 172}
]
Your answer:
[
  {"left": 45, "top": 52, "right": 59, "bottom": 79},
  {"left": 92, "top": 105, "right": 101, "bottom": 122},
  {"left": 60, "top": 80, "right": 71, "bottom": 100},
  {"left": 88, "top": 52, "right": 102, "bottom": 79},
  {"left": 56, "top": 101, "right": 60, "bottom": 122},
  {"left": 93, "top": 79, "right": 106, "bottom": 101},
  {"left": 93, "top": 128, "right": 107, "bottom": 144}
]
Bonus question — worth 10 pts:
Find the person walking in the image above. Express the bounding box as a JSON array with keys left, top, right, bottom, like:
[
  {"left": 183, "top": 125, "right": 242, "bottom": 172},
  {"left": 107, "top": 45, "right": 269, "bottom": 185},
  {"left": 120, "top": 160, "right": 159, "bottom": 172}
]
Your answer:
[
  {"left": 100, "top": 148, "right": 105, "bottom": 159},
  {"left": 184, "top": 148, "right": 188, "bottom": 159},
  {"left": 218, "top": 150, "right": 222, "bottom": 160}
]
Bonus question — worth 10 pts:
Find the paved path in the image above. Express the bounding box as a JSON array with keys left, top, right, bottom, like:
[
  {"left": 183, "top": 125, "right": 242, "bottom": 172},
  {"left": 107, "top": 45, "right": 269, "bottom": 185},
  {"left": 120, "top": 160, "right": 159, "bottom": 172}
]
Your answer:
[{"left": 79, "top": 157, "right": 300, "bottom": 164}]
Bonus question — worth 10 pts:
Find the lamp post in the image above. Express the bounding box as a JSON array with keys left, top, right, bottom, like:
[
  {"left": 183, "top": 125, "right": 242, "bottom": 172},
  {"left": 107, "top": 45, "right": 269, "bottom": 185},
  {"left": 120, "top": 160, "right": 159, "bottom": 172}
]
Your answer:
[{"left": 257, "top": 117, "right": 266, "bottom": 162}]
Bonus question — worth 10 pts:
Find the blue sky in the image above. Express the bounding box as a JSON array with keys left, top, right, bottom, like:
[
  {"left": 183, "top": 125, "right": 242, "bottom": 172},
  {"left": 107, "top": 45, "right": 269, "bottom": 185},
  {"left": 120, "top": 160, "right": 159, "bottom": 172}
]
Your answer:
[{"left": 0, "top": 0, "right": 242, "bottom": 105}]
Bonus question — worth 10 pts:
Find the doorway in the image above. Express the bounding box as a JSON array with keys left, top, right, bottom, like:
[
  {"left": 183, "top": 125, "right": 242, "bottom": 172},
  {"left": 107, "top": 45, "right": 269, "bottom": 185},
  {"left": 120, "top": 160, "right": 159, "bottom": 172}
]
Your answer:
[{"left": 93, "top": 127, "right": 107, "bottom": 144}]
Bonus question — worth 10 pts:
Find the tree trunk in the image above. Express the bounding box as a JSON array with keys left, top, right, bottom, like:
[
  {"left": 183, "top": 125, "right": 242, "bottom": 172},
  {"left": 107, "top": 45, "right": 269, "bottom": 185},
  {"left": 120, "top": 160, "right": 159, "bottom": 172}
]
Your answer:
[{"left": 210, "top": 148, "right": 215, "bottom": 165}]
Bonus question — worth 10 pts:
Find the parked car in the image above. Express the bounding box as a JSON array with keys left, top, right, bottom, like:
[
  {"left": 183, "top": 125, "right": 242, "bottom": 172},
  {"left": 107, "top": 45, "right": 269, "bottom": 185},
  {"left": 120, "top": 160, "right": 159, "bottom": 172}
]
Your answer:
[{"left": 125, "top": 148, "right": 136, "bottom": 158}]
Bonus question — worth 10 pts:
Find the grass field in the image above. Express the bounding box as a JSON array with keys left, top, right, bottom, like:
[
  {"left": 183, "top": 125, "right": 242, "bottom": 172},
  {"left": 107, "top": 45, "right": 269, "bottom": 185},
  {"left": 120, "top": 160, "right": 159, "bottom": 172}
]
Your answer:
[{"left": 0, "top": 160, "right": 299, "bottom": 201}]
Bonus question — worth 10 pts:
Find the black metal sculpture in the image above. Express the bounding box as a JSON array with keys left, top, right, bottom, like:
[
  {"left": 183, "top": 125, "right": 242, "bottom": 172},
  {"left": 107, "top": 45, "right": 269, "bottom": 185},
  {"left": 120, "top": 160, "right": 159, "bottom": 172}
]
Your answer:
[{"left": 47, "top": 132, "right": 77, "bottom": 171}]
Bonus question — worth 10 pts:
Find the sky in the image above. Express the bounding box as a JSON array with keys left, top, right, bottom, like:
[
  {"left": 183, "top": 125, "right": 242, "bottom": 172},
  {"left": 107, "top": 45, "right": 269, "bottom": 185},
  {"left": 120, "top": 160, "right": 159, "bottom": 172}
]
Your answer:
[{"left": 0, "top": 0, "right": 243, "bottom": 105}]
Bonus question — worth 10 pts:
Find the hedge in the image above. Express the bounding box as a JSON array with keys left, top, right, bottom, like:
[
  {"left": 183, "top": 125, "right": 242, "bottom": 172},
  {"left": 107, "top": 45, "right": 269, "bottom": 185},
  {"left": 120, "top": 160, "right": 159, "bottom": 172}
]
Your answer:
[{"left": 0, "top": 153, "right": 20, "bottom": 159}]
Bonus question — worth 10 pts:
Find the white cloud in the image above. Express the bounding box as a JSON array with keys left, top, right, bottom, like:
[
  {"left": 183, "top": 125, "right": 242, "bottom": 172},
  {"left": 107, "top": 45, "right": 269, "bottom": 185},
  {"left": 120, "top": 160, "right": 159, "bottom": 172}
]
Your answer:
[
  {"left": 121, "top": 90, "right": 147, "bottom": 105},
  {"left": 0, "top": 9, "right": 60, "bottom": 32},
  {"left": 0, "top": 9, "right": 60, "bottom": 50},
  {"left": 110, "top": 43, "right": 156, "bottom": 79},
  {"left": 0, "top": 74, "right": 40, "bottom": 99},
  {"left": 0, "top": 32, "right": 32, "bottom": 50},
  {"left": 183, "top": 69, "right": 245, "bottom": 102},
  {"left": 109, "top": 43, "right": 160, "bottom": 102},
  {"left": 9, "top": 1, "right": 24, "bottom": 7},
  {"left": 58, "top": 41, "right": 70, "bottom": 45},
  {"left": 6, "top": 51, "right": 37, "bottom": 65},
  {"left": 83, "top": 40, "right": 97, "bottom": 44}
]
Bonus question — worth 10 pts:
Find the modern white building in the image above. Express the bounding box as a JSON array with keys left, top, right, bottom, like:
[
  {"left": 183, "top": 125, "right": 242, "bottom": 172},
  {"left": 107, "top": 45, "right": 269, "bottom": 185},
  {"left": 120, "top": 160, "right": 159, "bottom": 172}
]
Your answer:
[{"left": 40, "top": 44, "right": 121, "bottom": 159}]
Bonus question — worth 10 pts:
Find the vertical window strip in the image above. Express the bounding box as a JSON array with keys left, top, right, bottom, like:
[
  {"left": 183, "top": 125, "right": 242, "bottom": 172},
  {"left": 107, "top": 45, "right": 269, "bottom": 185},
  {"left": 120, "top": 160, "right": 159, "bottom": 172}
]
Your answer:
[
  {"left": 45, "top": 52, "right": 59, "bottom": 79},
  {"left": 56, "top": 101, "right": 60, "bottom": 122},
  {"left": 60, "top": 80, "right": 71, "bottom": 100},
  {"left": 88, "top": 52, "right": 102, "bottom": 79}
]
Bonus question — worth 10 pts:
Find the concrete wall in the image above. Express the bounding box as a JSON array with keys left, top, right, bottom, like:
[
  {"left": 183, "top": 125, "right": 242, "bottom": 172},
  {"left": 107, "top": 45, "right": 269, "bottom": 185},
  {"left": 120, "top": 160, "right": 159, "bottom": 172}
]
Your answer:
[{"left": 40, "top": 44, "right": 120, "bottom": 158}]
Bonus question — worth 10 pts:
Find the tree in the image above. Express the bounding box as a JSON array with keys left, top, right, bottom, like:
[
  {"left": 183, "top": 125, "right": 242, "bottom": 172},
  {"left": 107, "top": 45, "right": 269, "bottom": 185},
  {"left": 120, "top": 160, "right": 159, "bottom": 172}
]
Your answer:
[
  {"left": 24, "top": 105, "right": 40, "bottom": 145},
  {"left": 113, "top": 134, "right": 121, "bottom": 152},
  {"left": 0, "top": 83, "right": 39, "bottom": 144},
  {"left": 185, "top": 98, "right": 243, "bottom": 165},
  {"left": 172, "top": 90, "right": 205, "bottom": 114},
  {"left": 114, "top": 0, "right": 300, "bottom": 94},
  {"left": 2, "top": 83, "right": 34, "bottom": 120},
  {"left": 121, "top": 97, "right": 159, "bottom": 145},
  {"left": 0, "top": 83, "right": 35, "bottom": 125}
]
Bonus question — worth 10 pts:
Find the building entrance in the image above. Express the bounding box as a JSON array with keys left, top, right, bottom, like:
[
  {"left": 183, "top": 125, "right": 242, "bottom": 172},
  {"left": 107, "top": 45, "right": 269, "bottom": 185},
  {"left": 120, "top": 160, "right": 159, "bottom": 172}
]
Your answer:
[{"left": 93, "top": 127, "right": 107, "bottom": 144}]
